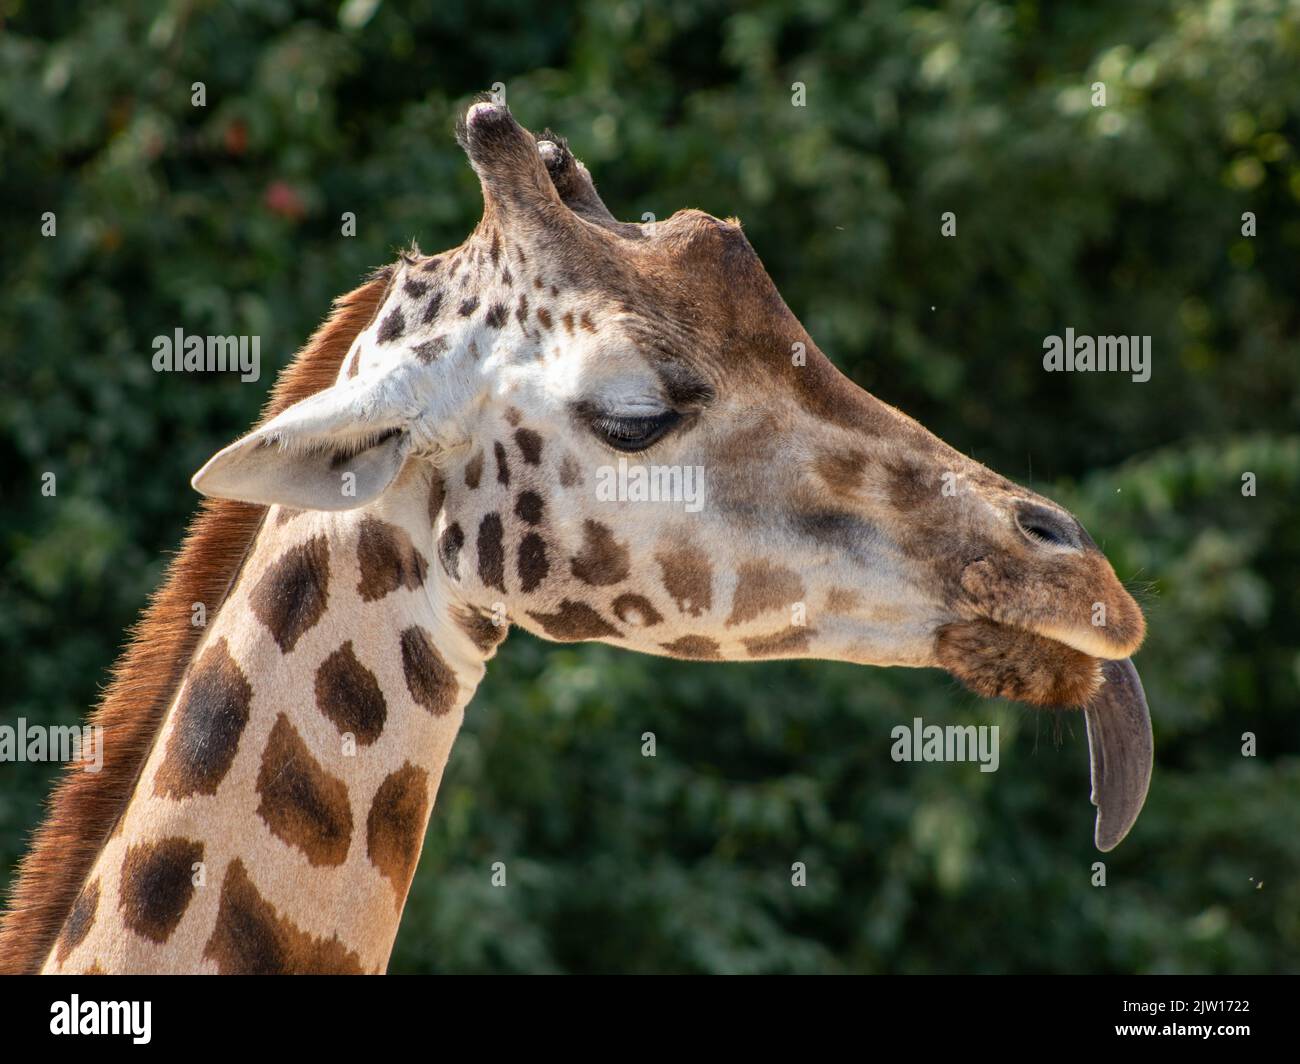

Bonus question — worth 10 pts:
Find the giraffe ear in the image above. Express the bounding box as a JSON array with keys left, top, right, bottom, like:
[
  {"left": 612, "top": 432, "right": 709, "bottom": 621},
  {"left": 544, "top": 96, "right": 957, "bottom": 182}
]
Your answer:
[{"left": 191, "top": 379, "right": 412, "bottom": 511}]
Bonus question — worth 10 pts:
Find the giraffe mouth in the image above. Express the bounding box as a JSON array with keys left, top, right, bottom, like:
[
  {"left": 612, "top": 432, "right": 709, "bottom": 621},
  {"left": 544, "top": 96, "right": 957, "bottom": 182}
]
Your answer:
[{"left": 934, "top": 618, "right": 1153, "bottom": 851}]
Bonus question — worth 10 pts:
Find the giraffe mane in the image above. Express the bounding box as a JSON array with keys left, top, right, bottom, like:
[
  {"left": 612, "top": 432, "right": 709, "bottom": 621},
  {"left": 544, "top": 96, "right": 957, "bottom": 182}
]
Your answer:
[{"left": 0, "top": 266, "right": 395, "bottom": 974}]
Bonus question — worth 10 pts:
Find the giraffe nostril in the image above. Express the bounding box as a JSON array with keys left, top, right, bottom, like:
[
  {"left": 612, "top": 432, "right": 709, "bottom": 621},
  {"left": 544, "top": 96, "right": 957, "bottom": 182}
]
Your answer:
[{"left": 1014, "top": 502, "right": 1082, "bottom": 551}]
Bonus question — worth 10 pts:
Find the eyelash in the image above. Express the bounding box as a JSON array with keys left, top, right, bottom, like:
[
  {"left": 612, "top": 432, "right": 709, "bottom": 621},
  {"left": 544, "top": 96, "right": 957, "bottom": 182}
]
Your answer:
[{"left": 591, "top": 410, "right": 682, "bottom": 452}]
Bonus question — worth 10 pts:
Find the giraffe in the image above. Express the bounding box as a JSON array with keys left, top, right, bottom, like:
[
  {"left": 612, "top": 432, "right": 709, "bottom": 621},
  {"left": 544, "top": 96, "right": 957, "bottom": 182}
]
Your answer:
[{"left": 1, "top": 101, "right": 1152, "bottom": 974}]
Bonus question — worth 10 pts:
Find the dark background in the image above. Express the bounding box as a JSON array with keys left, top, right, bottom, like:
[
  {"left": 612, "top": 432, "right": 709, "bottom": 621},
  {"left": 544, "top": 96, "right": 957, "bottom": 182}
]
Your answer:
[{"left": 1, "top": 0, "right": 1297, "bottom": 973}]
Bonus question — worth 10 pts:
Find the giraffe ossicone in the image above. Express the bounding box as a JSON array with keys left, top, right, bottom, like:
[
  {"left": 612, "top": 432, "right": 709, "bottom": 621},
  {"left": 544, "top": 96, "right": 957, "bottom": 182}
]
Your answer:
[{"left": 2, "top": 100, "right": 1152, "bottom": 975}]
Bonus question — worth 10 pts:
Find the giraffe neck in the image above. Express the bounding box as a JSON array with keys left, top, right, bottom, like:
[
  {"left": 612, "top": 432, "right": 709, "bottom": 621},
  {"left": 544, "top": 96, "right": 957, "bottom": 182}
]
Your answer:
[{"left": 44, "top": 464, "right": 497, "bottom": 974}]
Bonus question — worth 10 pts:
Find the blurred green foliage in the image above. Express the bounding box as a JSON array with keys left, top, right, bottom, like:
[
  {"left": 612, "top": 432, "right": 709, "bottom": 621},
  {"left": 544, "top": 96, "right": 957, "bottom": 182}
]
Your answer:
[{"left": 2, "top": 0, "right": 1298, "bottom": 973}]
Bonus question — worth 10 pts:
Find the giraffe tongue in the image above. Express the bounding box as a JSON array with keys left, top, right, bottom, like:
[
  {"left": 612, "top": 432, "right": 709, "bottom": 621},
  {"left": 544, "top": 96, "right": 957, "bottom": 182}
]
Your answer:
[{"left": 1083, "top": 657, "right": 1153, "bottom": 852}]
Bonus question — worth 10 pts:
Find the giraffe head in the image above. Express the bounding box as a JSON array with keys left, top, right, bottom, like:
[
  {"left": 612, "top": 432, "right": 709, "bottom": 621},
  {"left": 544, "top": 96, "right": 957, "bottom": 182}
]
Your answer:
[{"left": 194, "top": 101, "right": 1152, "bottom": 849}]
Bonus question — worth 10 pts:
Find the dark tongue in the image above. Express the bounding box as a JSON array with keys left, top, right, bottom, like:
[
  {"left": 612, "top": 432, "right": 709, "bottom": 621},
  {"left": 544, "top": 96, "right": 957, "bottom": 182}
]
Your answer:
[{"left": 1083, "top": 657, "right": 1153, "bottom": 851}]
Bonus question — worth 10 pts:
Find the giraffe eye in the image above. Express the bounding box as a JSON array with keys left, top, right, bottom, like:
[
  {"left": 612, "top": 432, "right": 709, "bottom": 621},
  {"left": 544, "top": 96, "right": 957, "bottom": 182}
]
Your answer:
[{"left": 590, "top": 410, "right": 681, "bottom": 452}]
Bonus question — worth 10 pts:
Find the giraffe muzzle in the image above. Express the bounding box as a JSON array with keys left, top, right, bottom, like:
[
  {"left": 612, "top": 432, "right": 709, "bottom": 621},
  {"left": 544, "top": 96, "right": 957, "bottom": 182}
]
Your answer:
[{"left": 933, "top": 617, "right": 1152, "bottom": 851}]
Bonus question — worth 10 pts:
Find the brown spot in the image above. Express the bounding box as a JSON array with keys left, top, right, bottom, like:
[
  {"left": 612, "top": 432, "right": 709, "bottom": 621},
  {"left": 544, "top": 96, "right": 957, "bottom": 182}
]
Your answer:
[
  {"left": 83, "top": 961, "right": 105, "bottom": 974},
  {"left": 421, "top": 290, "right": 445, "bottom": 324},
  {"left": 356, "top": 516, "right": 428, "bottom": 602},
  {"left": 612, "top": 593, "right": 663, "bottom": 628},
  {"left": 826, "top": 588, "right": 862, "bottom": 614},
  {"left": 54, "top": 879, "right": 99, "bottom": 964},
  {"left": 464, "top": 450, "right": 484, "bottom": 489},
  {"left": 452, "top": 605, "right": 509, "bottom": 654},
  {"left": 154, "top": 638, "right": 252, "bottom": 798},
  {"left": 400, "top": 626, "right": 459, "bottom": 716},
  {"left": 562, "top": 311, "right": 574, "bottom": 334},
  {"left": 660, "top": 635, "right": 721, "bottom": 660},
  {"left": 656, "top": 543, "right": 713, "bottom": 617},
  {"left": 504, "top": 406, "right": 522, "bottom": 426},
  {"left": 203, "top": 859, "right": 364, "bottom": 974},
  {"left": 346, "top": 350, "right": 361, "bottom": 378},
  {"left": 570, "top": 521, "right": 629, "bottom": 586},
  {"left": 428, "top": 474, "right": 445, "bottom": 524},
  {"left": 422, "top": 256, "right": 442, "bottom": 273},
  {"left": 515, "top": 295, "right": 530, "bottom": 326},
  {"left": 882, "top": 456, "right": 960, "bottom": 565},
  {"left": 518, "top": 532, "right": 549, "bottom": 592},
  {"left": 515, "top": 490, "right": 544, "bottom": 524},
  {"left": 458, "top": 296, "right": 480, "bottom": 316},
  {"left": 526, "top": 600, "right": 622, "bottom": 641},
  {"left": 477, "top": 513, "right": 506, "bottom": 591},
  {"left": 727, "top": 560, "right": 805, "bottom": 627},
  {"left": 484, "top": 302, "right": 508, "bottom": 328},
  {"left": 935, "top": 620, "right": 1102, "bottom": 706},
  {"left": 815, "top": 450, "right": 867, "bottom": 495},
  {"left": 118, "top": 837, "right": 203, "bottom": 944},
  {"left": 559, "top": 454, "right": 583, "bottom": 487},
  {"left": 377, "top": 307, "right": 405, "bottom": 343},
  {"left": 743, "top": 626, "right": 812, "bottom": 658},
  {"left": 438, "top": 521, "right": 465, "bottom": 580},
  {"left": 275, "top": 506, "right": 305, "bottom": 526},
  {"left": 514, "top": 427, "right": 543, "bottom": 465},
  {"left": 403, "top": 278, "right": 429, "bottom": 299},
  {"left": 249, "top": 535, "right": 330, "bottom": 653},
  {"left": 536, "top": 307, "right": 553, "bottom": 330},
  {"left": 412, "top": 336, "right": 449, "bottom": 363},
  {"left": 315, "top": 641, "right": 387, "bottom": 746},
  {"left": 494, "top": 441, "right": 510, "bottom": 485},
  {"left": 793, "top": 510, "right": 876, "bottom": 551},
  {"left": 366, "top": 763, "right": 430, "bottom": 908},
  {"left": 256, "top": 715, "right": 353, "bottom": 867},
  {"left": 579, "top": 311, "right": 596, "bottom": 332}
]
